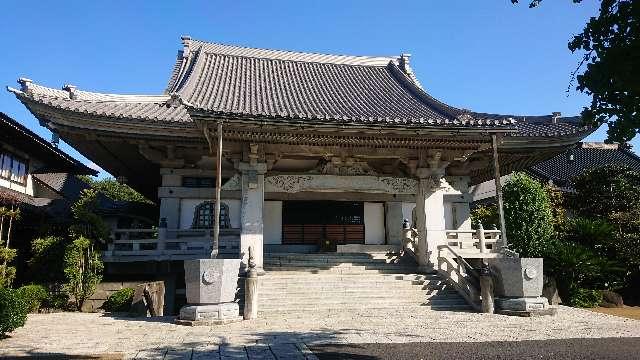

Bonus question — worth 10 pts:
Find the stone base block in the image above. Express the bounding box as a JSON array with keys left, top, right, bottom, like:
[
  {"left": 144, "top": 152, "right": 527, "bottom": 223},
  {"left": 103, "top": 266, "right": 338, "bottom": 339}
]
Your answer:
[
  {"left": 179, "top": 302, "right": 240, "bottom": 322},
  {"left": 498, "top": 308, "right": 558, "bottom": 317},
  {"left": 496, "top": 297, "right": 549, "bottom": 312}
]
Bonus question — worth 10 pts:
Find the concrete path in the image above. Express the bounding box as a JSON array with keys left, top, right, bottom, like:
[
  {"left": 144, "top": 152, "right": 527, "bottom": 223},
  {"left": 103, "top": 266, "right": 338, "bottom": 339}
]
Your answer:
[{"left": 1, "top": 306, "right": 639, "bottom": 359}]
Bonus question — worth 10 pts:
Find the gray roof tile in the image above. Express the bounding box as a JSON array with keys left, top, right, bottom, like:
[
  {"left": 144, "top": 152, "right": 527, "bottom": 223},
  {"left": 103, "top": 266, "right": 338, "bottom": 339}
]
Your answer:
[{"left": 8, "top": 37, "right": 592, "bottom": 137}]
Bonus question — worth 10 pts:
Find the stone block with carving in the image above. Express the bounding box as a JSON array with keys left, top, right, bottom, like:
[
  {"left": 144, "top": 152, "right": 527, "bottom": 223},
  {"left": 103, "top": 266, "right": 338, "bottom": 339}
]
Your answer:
[
  {"left": 488, "top": 258, "right": 543, "bottom": 298},
  {"left": 184, "top": 259, "right": 241, "bottom": 304}
]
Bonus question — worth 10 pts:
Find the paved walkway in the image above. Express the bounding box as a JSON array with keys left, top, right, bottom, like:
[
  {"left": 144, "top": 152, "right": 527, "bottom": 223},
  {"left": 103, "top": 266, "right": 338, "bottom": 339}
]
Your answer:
[{"left": 1, "top": 306, "right": 639, "bottom": 359}]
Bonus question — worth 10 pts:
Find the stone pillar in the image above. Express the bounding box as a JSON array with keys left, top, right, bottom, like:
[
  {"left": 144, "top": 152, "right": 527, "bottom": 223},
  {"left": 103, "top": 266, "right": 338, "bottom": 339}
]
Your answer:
[
  {"left": 415, "top": 167, "right": 447, "bottom": 271},
  {"left": 239, "top": 162, "right": 266, "bottom": 273},
  {"left": 159, "top": 198, "right": 180, "bottom": 229},
  {"left": 384, "top": 202, "right": 403, "bottom": 245}
]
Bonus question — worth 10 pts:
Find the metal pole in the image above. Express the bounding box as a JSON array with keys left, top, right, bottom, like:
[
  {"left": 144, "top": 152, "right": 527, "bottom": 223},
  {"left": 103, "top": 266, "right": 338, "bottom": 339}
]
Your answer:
[
  {"left": 492, "top": 134, "right": 508, "bottom": 248},
  {"left": 211, "top": 121, "right": 223, "bottom": 259}
]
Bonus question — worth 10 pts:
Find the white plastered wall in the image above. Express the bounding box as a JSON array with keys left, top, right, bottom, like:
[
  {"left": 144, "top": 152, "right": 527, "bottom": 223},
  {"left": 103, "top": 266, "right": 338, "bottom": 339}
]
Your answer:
[
  {"left": 364, "top": 202, "right": 385, "bottom": 245},
  {"left": 264, "top": 201, "right": 283, "bottom": 244}
]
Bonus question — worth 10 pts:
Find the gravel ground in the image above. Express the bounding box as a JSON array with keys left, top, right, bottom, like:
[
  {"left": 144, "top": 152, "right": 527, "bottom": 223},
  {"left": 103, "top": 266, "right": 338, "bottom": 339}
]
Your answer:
[
  {"left": 310, "top": 338, "right": 640, "bottom": 360},
  {"left": 0, "top": 306, "right": 639, "bottom": 358}
]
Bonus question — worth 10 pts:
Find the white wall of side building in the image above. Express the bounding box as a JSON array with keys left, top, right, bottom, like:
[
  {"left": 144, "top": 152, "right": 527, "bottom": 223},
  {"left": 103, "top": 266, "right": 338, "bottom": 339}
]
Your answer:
[
  {"left": 264, "top": 201, "right": 283, "bottom": 244},
  {"left": 364, "top": 202, "right": 385, "bottom": 245}
]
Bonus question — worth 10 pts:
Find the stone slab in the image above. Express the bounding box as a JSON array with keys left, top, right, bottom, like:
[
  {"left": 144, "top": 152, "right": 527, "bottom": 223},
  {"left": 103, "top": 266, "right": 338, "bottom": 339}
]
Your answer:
[
  {"left": 496, "top": 297, "right": 549, "bottom": 312},
  {"left": 179, "top": 302, "right": 240, "bottom": 323},
  {"left": 184, "top": 259, "right": 241, "bottom": 304},
  {"left": 498, "top": 307, "right": 558, "bottom": 317}
]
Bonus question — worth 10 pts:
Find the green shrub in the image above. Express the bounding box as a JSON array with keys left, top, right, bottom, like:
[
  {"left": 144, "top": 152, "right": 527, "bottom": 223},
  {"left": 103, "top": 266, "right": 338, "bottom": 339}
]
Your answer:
[
  {"left": 28, "top": 236, "right": 67, "bottom": 284},
  {"left": 503, "top": 173, "right": 555, "bottom": 258},
  {"left": 16, "top": 285, "right": 48, "bottom": 313},
  {"left": 102, "top": 288, "right": 135, "bottom": 312},
  {"left": 470, "top": 204, "right": 499, "bottom": 229},
  {"left": 43, "top": 291, "right": 70, "bottom": 310},
  {"left": 567, "top": 288, "right": 603, "bottom": 308},
  {"left": 0, "top": 288, "right": 28, "bottom": 336}
]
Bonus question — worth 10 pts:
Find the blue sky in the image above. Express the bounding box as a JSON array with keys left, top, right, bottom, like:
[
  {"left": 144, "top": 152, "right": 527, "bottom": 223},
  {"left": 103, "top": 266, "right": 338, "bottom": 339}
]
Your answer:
[{"left": 1, "top": 1, "right": 634, "bottom": 178}]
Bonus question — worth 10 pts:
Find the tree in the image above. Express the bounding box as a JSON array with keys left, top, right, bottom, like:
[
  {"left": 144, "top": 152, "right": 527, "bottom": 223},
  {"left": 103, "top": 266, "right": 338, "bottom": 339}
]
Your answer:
[
  {"left": 0, "top": 194, "right": 20, "bottom": 288},
  {"left": 512, "top": 0, "right": 639, "bottom": 143},
  {"left": 63, "top": 236, "right": 103, "bottom": 311},
  {"left": 571, "top": 165, "right": 640, "bottom": 271},
  {"left": 78, "top": 176, "right": 152, "bottom": 204},
  {"left": 63, "top": 189, "right": 105, "bottom": 310},
  {"left": 502, "top": 173, "right": 555, "bottom": 257}
]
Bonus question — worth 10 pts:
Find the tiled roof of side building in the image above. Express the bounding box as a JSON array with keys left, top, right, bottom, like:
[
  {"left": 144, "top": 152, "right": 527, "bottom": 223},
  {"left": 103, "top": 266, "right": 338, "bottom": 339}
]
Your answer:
[
  {"left": 528, "top": 142, "right": 640, "bottom": 184},
  {"left": 0, "top": 112, "right": 96, "bottom": 175}
]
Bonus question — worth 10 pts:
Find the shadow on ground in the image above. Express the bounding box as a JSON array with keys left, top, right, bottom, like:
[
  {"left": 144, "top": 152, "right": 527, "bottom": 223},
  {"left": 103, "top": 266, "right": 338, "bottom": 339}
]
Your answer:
[{"left": 309, "top": 337, "right": 640, "bottom": 360}]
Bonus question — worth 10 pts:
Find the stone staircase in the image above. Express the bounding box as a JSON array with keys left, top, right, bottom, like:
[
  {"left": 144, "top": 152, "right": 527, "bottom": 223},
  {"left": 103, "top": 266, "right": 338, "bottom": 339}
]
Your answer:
[{"left": 258, "top": 252, "right": 472, "bottom": 318}]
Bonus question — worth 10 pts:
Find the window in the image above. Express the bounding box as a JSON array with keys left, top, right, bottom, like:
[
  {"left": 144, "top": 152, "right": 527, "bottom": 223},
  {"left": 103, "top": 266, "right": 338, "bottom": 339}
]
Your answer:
[
  {"left": 192, "top": 201, "right": 231, "bottom": 229},
  {"left": 0, "top": 152, "right": 27, "bottom": 185}
]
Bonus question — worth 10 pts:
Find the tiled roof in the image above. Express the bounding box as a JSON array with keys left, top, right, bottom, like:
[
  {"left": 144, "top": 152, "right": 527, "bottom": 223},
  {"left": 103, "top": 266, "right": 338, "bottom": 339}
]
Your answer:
[
  {"left": 0, "top": 112, "right": 96, "bottom": 175},
  {"left": 7, "top": 37, "right": 593, "bottom": 137},
  {"left": 33, "top": 172, "right": 91, "bottom": 200},
  {"left": 168, "top": 38, "right": 517, "bottom": 128},
  {"left": 12, "top": 83, "right": 191, "bottom": 124},
  {"left": 529, "top": 143, "right": 640, "bottom": 185}
]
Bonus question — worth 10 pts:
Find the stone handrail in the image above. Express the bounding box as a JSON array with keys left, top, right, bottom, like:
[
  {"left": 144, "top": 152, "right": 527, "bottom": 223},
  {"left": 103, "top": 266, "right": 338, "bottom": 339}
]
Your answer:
[{"left": 437, "top": 244, "right": 482, "bottom": 311}]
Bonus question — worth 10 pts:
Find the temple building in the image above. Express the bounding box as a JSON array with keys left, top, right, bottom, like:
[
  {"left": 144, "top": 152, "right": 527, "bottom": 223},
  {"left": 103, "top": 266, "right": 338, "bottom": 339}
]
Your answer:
[{"left": 9, "top": 37, "right": 594, "bottom": 314}]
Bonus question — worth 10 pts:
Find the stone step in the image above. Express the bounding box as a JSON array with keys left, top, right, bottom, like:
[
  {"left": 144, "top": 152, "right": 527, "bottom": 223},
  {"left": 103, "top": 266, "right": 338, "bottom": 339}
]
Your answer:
[
  {"left": 261, "top": 273, "right": 437, "bottom": 280},
  {"left": 257, "top": 301, "right": 471, "bottom": 312},
  {"left": 257, "top": 306, "right": 474, "bottom": 317},
  {"left": 259, "top": 295, "right": 461, "bottom": 304},
  {"left": 262, "top": 267, "right": 420, "bottom": 274},
  {"left": 259, "top": 285, "right": 450, "bottom": 293}
]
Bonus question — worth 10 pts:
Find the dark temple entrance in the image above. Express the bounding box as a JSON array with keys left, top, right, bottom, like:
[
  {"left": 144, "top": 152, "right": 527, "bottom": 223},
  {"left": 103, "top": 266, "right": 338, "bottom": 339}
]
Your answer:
[{"left": 282, "top": 201, "right": 365, "bottom": 251}]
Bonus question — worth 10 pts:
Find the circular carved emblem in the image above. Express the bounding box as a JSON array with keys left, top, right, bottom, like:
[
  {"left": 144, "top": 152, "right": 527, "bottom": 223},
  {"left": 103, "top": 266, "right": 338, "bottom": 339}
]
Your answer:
[
  {"left": 524, "top": 267, "right": 538, "bottom": 280},
  {"left": 202, "top": 270, "right": 220, "bottom": 285}
]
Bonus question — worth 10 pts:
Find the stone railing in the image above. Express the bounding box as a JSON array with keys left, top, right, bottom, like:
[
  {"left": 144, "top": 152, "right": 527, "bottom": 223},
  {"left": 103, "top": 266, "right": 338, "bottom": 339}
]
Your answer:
[
  {"left": 444, "top": 225, "right": 503, "bottom": 258},
  {"left": 104, "top": 228, "right": 240, "bottom": 262},
  {"left": 437, "top": 244, "right": 482, "bottom": 311}
]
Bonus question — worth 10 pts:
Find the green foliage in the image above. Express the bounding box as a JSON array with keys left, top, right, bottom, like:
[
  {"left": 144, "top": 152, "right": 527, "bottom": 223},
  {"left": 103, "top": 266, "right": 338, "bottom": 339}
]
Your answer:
[
  {"left": 43, "top": 290, "right": 70, "bottom": 310},
  {"left": 102, "top": 288, "right": 135, "bottom": 312},
  {"left": 513, "top": 0, "right": 639, "bottom": 143},
  {"left": 16, "top": 285, "right": 48, "bottom": 313},
  {"left": 502, "top": 173, "right": 554, "bottom": 258},
  {"left": 567, "top": 288, "right": 604, "bottom": 308},
  {"left": 572, "top": 165, "right": 640, "bottom": 217},
  {"left": 63, "top": 236, "right": 103, "bottom": 311},
  {"left": 546, "top": 240, "right": 624, "bottom": 294},
  {"left": 78, "top": 176, "right": 152, "bottom": 204},
  {"left": 70, "top": 189, "right": 109, "bottom": 242},
  {"left": 0, "top": 247, "right": 16, "bottom": 288},
  {"left": 28, "top": 236, "right": 68, "bottom": 284},
  {"left": 470, "top": 204, "right": 499, "bottom": 229},
  {"left": 0, "top": 287, "right": 28, "bottom": 336}
]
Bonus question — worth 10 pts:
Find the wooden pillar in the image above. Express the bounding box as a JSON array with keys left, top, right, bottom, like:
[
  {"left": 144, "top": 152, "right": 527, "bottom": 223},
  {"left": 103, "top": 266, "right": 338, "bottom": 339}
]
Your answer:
[
  {"left": 492, "top": 134, "right": 508, "bottom": 248},
  {"left": 211, "top": 121, "right": 223, "bottom": 259}
]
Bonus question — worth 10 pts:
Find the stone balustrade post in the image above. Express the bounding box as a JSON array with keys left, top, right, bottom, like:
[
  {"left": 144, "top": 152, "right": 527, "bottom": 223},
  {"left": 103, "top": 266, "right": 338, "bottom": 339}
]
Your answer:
[
  {"left": 244, "top": 247, "right": 259, "bottom": 320},
  {"left": 157, "top": 217, "right": 167, "bottom": 252},
  {"left": 480, "top": 263, "right": 495, "bottom": 313},
  {"left": 477, "top": 223, "right": 486, "bottom": 254}
]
